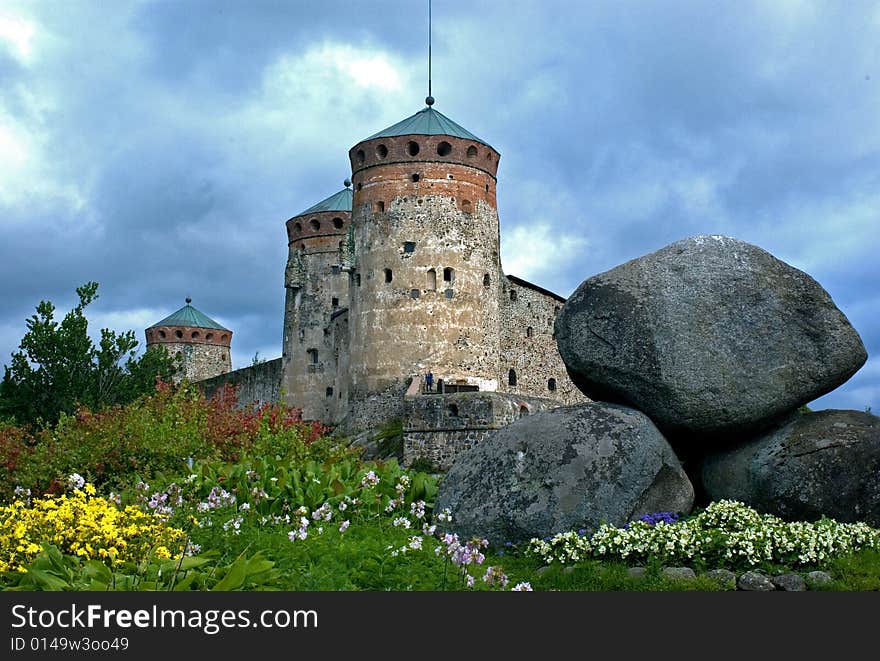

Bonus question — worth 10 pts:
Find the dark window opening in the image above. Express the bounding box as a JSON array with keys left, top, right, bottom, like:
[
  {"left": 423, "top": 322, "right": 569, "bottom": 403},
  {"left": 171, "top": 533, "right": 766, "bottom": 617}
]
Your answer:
[
  {"left": 548, "top": 378, "right": 557, "bottom": 392},
  {"left": 467, "top": 145, "right": 478, "bottom": 158},
  {"left": 356, "top": 149, "right": 365, "bottom": 164},
  {"left": 158, "top": 330, "right": 166, "bottom": 339},
  {"left": 299, "top": 243, "right": 305, "bottom": 251},
  {"left": 332, "top": 297, "right": 339, "bottom": 307},
  {"left": 403, "top": 241, "right": 416, "bottom": 253},
  {"left": 520, "top": 405, "right": 530, "bottom": 417},
  {"left": 221, "top": 334, "right": 228, "bottom": 342},
  {"left": 485, "top": 184, "right": 489, "bottom": 192},
  {"left": 376, "top": 144, "right": 388, "bottom": 158},
  {"left": 307, "top": 349, "right": 318, "bottom": 365},
  {"left": 448, "top": 403, "right": 459, "bottom": 417},
  {"left": 437, "top": 141, "right": 452, "bottom": 156},
  {"left": 326, "top": 387, "right": 333, "bottom": 397},
  {"left": 410, "top": 289, "right": 420, "bottom": 299},
  {"left": 357, "top": 182, "right": 363, "bottom": 191},
  {"left": 508, "top": 369, "right": 517, "bottom": 387},
  {"left": 461, "top": 199, "right": 472, "bottom": 213},
  {"left": 192, "top": 331, "right": 200, "bottom": 339},
  {"left": 526, "top": 326, "right": 533, "bottom": 338},
  {"left": 384, "top": 268, "right": 393, "bottom": 283},
  {"left": 483, "top": 273, "right": 491, "bottom": 287},
  {"left": 427, "top": 268, "right": 437, "bottom": 290},
  {"left": 355, "top": 273, "right": 361, "bottom": 287},
  {"left": 206, "top": 333, "right": 213, "bottom": 340},
  {"left": 510, "top": 289, "right": 517, "bottom": 301},
  {"left": 406, "top": 141, "right": 420, "bottom": 156},
  {"left": 175, "top": 330, "right": 183, "bottom": 339},
  {"left": 294, "top": 222, "right": 302, "bottom": 233},
  {"left": 309, "top": 218, "right": 320, "bottom": 231},
  {"left": 554, "top": 306, "right": 560, "bottom": 314},
  {"left": 375, "top": 201, "right": 385, "bottom": 213},
  {"left": 443, "top": 267, "right": 454, "bottom": 282},
  {"left": 411, "top": 173, "right": 420, "bottom": 182},
  {"left": 332, "top": 217, "right": 344, "bottom": 229}
]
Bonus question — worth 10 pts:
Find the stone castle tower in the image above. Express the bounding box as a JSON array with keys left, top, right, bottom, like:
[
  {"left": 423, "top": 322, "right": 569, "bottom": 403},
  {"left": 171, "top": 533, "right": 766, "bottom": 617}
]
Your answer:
[
  {"left": 282, "top": 185, "right": 353, "bottom": 422},
  {"left": 280, "top": 99, "right": 584, "bottom": 435},
  {"left": 145, "top": 298, "right": 232, "bottom": 383}
]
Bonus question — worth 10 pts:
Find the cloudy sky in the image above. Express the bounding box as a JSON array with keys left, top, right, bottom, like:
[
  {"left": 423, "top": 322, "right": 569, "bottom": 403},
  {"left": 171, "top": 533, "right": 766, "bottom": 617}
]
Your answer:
[{"left": 0, "top": 0, "right": 877, "bottom": 412}]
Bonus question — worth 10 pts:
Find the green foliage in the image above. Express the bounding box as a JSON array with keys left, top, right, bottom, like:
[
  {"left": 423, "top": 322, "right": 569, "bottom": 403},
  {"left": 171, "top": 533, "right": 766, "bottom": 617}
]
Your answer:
[
  {"left": 0, "top": 282, "right": 179, "bottom": 428},
  {"left": 374, "top": 419, "right": 403, "bottom": 459}
]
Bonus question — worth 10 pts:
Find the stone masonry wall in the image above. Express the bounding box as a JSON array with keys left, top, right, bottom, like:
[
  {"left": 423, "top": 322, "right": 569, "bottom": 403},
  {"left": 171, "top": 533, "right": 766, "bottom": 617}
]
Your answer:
[
  {"left": 403, "top": 392, "right": 557, "bottom": 470},
  {"left": 499, "top": 277, "right": 586, "bottom": 406},
  {"left": 197, "top": 357, "right": 282, "bottom": 408},
  {"left": 159, "top": 341, "right": 232, "bottom": 383}
]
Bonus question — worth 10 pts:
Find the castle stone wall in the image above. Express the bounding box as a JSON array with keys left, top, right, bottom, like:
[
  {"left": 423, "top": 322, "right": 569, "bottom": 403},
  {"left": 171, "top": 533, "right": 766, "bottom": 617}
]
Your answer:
[
  {"left": 403, "top": 392, "right": 557, "bottom": 470},
  {"left": 198, "top": 357, "right": 282, "bottom": 407},
  {"left": 499, "top": 277, "right": 586, "bottom": 406}
]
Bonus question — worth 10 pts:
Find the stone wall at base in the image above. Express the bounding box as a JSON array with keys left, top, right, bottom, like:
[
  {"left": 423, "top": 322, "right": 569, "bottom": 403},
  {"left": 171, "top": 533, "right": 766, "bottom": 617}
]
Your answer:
[
  {"left": 403, "top": 391, "right": 558, "bottom": 470},
  {"left": 197, "top": 357, "right": 283, "bottom": 407}
]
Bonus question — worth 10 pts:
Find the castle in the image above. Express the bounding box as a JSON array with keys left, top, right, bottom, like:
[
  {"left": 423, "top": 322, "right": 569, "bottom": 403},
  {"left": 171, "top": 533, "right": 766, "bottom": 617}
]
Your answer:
[{"left": 149, "top": 98, "right": 587, "bottom": 468}]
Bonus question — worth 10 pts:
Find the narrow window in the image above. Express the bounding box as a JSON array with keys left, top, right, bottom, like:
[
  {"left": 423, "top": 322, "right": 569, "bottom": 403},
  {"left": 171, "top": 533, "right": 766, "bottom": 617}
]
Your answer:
[
  {"left": 332, "top": 297, "right": 339, "bottom": 307},
  {"left": 483, "top": 273, "right": 491, "bottom": 287},
  {"left": 443, "top": 267, "right": 454, "bottom": 282},
  {"left": 403, "top": 241, "right": 416, "bottom": 253},
  {"left": 526, "top": 326, "right": 533, "bottom": 338},
  {"left": 448, "top": 403, "right": 459, "bottom": 417},
  {"left": 357, "top": 182, "right": 363, "bottom": 191},
  {"left": 485, "top": 184, "right": 489, "bottom": 192},
  {"left": 410, "top": 289, "right": 420, "bottom": 299},
  {"left": 427, "top": 268, "right": 437, "bottom": 290},
  {"left": 548, "top": 378, "right": 557, "bottom": 392},
  {"left": 384, "top": 268, "right": 393, "bottom": 283},
  {"left": 308, "top": 349, "right": 318, "bottom": 365},
  {"left": 437, "top": 141, "right": 452, "bottom": 156},
  {"left": 508, "top": 369, "right": 517, "bottom": 387},
  {"left": 355, "top": 273, "right": 361, "bottom": 287},
  {"left": 326, "top": 387, "right": 333, "bottom": 397},
  {"left": 510, "top": 289, "right": 517, "bottom": 301}
]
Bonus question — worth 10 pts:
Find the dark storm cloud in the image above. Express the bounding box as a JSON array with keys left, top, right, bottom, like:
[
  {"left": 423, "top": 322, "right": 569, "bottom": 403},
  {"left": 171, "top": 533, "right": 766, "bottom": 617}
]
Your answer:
[{"left": 0, "top": 0, "right": 876, "bottom": 411}]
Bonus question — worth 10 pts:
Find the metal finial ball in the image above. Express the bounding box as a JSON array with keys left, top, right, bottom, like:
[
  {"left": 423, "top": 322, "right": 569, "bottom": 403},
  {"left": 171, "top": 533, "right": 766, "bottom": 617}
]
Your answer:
[
  {"left": 185, "top": 296, "right": 192, "bottom": 305},
  {"left": 344, "top": 178, "right": 352, "bottom": 188},
  {"left": 425, "top": 95, "right": 435, "bottom": 106}
]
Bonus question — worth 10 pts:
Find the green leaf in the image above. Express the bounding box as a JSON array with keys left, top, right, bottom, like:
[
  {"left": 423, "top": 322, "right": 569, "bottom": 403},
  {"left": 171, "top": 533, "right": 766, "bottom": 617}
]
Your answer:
[
  {"left": 25, "top": 568, "right": 71, "bottom": 591},
  {"left": 211, "top": 559, "right": 248, "bottom": 591}
]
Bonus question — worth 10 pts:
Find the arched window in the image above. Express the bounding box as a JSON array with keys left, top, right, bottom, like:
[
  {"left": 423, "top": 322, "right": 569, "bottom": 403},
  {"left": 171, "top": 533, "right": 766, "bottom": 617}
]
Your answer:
[
  {"left": 526, "top": 326, "right": 533, "bottom": 338},
  {"left": 326, "top": 386, "right": 333, "bottom": 397},
  {"left": 294, "top": 222, "right": 302, "bottom": 233},
  {"left": 461, "top": 199, "right": 472, "bottom": 213},
  {"left": 376, "top": 144, "right": 388, "bottom": 158},
  {"left": 510, "top": 290, "right": 517, "bottom": 302},
  {"left": 427, "top": 268, "right": 437, "bottom": 290},
  {"left": 437, "top": 141, "right": 452, "bottom": 156},
  {"left": 175, "top": 330, "right": 183, "bottom": 339},
  {"left": 548, "top": 378, "right": 557, "bottom": 392},
  {"left": 467, "top": 145, "right": 478, "bottom": 158},
  {"left": 483, "top": 273, "right": 491, "bottom": 287},
  {"left": 206, "top": 333, "right": 213, "bottom": 340},
  {"left": 508, "top": 369, "right": 517, "bottom": 387},
  {"left": 309, "top": 218, "right": 320, "bottom": 231},
  {"left": 384, "top": 268, "right": 393, "bottom": 283},
  {"left": 158, "top": 330, "right": 166, "bottom": 339},
  {"left": 356, "top": 149, "right": 365, "bottom": 164},
  {"left": 333, "top": 217, "right": 344, "bottom": 229},
  {"left": 192, "top": 331, "right": 200, "bottom": 339},
  {"left": 443, "top": 267, "right": 454, "bottom": 282},
  {"left": 406, "top": 141, "right": 420, "bottom": 156},
  {"left": 519, "top": 405, "right": 530, "bottom": 417}
]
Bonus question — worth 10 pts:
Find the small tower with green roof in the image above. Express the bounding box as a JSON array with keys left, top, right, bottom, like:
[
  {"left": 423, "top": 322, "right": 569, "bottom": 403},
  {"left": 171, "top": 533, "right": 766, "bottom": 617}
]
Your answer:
[
  {"left": 282, "top": 181, "right": 353, "bottom": 421},
  {"left": 145, "top": 298, "right": 232, "bottom": 383}
]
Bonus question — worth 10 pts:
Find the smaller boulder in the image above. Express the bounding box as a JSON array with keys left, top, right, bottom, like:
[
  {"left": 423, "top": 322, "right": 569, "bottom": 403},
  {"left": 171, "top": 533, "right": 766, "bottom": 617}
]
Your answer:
[
  {"left": 702, "top": 410, "right": 880, "bottom": 525},
  {"left": 435, "top": 402, "right": 694, "bottom": 545},
  {"left": 662, "top": 567, "right": 696, "bottom": 581},
  {"left": 805, "top": 571, "right": 833, "bottom": 589},
  {"left": 706, "top": 569, "right": 737, "bottom": 589},
  {"left": 772, "top": 573, "right": 807, "bottom": 592},
  {"left": 738, "top": 571, "right": 775, "bottom": 591}
]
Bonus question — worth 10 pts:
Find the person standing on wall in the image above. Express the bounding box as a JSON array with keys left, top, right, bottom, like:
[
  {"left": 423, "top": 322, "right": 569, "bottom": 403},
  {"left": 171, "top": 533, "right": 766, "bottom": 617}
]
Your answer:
[{"left": 426, "top": 371, "right": 434, "bottom": 392}]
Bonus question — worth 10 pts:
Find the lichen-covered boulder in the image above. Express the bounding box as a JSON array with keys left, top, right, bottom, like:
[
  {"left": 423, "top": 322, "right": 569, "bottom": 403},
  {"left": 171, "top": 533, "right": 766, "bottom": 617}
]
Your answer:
[
  {"left": 434, "top": 402, "right": 694, "bottom": 546},
  {"left": 555, "top": 235, "right": 867, "bottom": 440},
  {"left": 702, "top": 410, "right": 880, "bottom": 525}
]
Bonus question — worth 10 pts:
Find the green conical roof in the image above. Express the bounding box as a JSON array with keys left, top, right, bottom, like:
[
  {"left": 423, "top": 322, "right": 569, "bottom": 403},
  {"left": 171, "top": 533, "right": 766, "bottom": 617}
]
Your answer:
[
  {"left": 364, "top": 106, "right": 493, "bottom": 149},
  {"left": 149, "top": 299, "right": 229, "bottom": 330},
  {"left": 296, "top": 187, "right": 353, "bottom": 217}
]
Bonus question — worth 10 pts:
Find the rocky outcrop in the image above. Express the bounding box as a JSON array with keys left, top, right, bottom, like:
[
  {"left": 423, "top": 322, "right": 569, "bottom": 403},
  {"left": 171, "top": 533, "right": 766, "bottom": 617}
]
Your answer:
[
  {"left": 434, "top": 402, "right": 694, "bottom": 545},
  {"left": 554, "top": 235, "right": 867, "bottom": 441},
  {"left": 702, "top": 410, "right": 880, "bottom": 525}
]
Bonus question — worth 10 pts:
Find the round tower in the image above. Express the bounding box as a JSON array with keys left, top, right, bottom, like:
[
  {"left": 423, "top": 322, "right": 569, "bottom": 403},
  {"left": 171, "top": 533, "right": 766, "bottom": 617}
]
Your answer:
[
  {"left": 347, "top": 100, "right": 503, "bottom": 421},
  {"left": 281, "top": 182, "right": 353, "bottom": 422},
  {"left": 145, "top": 298, "right": 232, "bottom": 383}
]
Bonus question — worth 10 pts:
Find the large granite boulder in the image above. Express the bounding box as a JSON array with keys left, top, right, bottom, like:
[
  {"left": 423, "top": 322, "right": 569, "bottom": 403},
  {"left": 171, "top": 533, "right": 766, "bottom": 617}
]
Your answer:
[
  {"left": 555, "top": 235, "right": 867, "bottom": 440},
  {"left": 702, "top": 410, "right": 880, "bottom": 525},
  {"left": 434, "top": 402, "right": 694, "bottom": 546}
]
